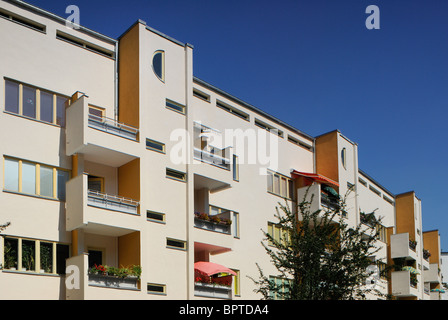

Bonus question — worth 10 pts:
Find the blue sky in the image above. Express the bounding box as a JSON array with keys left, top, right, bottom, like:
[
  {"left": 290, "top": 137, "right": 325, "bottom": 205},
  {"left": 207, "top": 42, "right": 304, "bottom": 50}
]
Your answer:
[{"left": 25, "top": 0, "right": 448, "bottom": 250}]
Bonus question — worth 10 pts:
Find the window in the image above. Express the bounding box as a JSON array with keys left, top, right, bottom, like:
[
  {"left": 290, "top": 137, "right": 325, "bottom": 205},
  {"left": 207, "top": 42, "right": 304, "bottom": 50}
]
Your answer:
[
  {"left": 166, "top": 168, "right": 186, "bottom": 182},
  {"left": 287, "top": 135, "right": 313, "bottom": 151},
  {"left": 269, "top": 276, "right": 292, "bottom": 300},
  {"left": 232, "top": 269, "right": 241, "bottom": 296},
  {"left": 268, "top": 222, "right": 290, "bottom": 246},
  {"left": 152, "top": 50, "right": 165, "bottom": 82},
  {"left": 267, "top": 170, "right": 294, "bottom": 200},
  {"left": 233, "top": 212, "right": 240, "bottom": 238},
  {"left": 369, "top": 185, "right": 381, "bottom": 197},
  {"left": 146, "top": 138, "right": 165, "bottom": 153},
  {"left": 358, "top": 178, "right": 367, "bottom": 187},
  {"left": 193, "top": 89, "right": 210, "bottom": 102},
  {"left": 147, "top": 283, "right": 166, "bottom": 295},
  {"left": 255, "top": 119, "right": 283, "bottom": 138},
  {"left": 4, "top": 79, "right": 69, "bottom": 126},
  {"left": 88, "top": 105, "right": 105, "bottom": 120},
  {"left": 3, "top": 157, "right": 70, "bottom": 200},
  {"left": 56, "top": 31, "right": 114, "bottom": 58},
  {"left": 0, "top": 9, "right": 46, "bottom": 33},
  {"left": 216, "top": 100, "right": 249, "bottom": 121},
  {"left": 166, "top": 238, "right": 186, "bottom": 250},
  {"left": 232, "top": 155, "right": 239, "bottom": 181},
  {"left": 147, "top": 210, "right": 165, "bottom": 223},
  {"left": 165, "top": 99, "right": 185, "bottom": 114},
  {"left": 341, "top": 148, "right": 347, "bottom": 169},
  {"left": 3, "top": 237, "right": 70, "bottom": 274}
]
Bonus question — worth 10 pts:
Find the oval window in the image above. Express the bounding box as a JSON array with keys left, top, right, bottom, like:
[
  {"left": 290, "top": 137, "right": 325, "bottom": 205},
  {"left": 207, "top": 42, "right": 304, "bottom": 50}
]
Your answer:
[
  {"left": 152, "top": 50, "right": 165, "bottom": 82},
  {"left": 341, "top": 147, "right": 347, "bottom": 169}
]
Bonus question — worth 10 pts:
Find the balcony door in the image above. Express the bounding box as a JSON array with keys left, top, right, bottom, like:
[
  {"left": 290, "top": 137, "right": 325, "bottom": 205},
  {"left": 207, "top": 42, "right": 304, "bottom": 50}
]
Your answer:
[
  {"left": 88, "top": 175, "right": 104, "bottom": 193},
  {"left": 88, "top": 249, "right": 104, "bottom": 268}
]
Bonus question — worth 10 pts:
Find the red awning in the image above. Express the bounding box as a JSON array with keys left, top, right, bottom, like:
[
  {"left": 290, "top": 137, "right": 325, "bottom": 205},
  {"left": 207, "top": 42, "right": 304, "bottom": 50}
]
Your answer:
[
  {"left": 291, "top": 170, "right": 339, "bottom": 188},
  {"left": 194, "top": 261, "right": 237, "bottom": 276}
]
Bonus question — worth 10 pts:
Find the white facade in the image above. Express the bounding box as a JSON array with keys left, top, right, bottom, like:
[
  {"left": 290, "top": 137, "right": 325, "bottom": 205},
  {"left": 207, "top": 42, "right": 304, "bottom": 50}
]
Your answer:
[{"left": 0, "top": 0, "right": 443, "bottom": 300}]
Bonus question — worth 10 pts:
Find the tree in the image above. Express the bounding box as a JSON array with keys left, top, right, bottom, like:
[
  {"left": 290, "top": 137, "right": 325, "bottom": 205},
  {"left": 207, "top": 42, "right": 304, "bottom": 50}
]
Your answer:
[
  {"left": 250, "top": 187, "right": 384, "bottom": 300},
  {"left": 0, "top": 222, "right": 10, "bottom": 233}
]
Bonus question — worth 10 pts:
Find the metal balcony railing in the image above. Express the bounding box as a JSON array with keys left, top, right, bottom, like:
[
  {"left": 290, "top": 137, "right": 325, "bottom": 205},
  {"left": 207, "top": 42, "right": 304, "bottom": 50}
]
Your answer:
[
  {"left": 87, "top": 189, "right": 139, "bottom": 215},
  {"left": 88, "top": 113, "right": 138, "bottom": 141}
]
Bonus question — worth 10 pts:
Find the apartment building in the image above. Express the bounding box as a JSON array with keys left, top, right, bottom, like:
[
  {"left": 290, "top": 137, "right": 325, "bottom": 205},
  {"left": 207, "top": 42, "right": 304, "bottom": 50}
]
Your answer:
[{"left": 0, "top": 0, "right": 443, "bottom": 300}]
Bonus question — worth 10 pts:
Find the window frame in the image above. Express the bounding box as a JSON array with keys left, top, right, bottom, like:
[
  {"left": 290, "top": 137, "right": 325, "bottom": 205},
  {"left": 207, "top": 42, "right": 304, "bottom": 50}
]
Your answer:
[
  {"left": 4, "top": 79, "right": 69, "bottom": 127},
  {"left": 266, "top": 170, "right": 294, "bottom": 200},
  {"left": 152, "top": 50, "right": 165, "bottom": 82},
  {"left": 2, "top": 236, "right": 70, "bottom": 274},
  {"left": 3, "top": 157, "right": 70, "bottom": 201},
  {"left": 146, "top": 138, "right": 166, "bottom": 154}
]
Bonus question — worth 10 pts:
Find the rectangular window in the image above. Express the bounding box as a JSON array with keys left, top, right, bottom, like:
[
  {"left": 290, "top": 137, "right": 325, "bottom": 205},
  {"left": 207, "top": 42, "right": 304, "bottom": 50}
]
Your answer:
[
  {"left": 5, "top": 80, "right": 19, "bottom": 114},
  {"left": 21, "top": 161, "right": 36, "bottom": 195},
  {"left": 40, "top": 242, "right": 53, "bottom": 273},
  {"left": 57, "top": 170, "right": 70, "bottom": 200},
  {"left": 3, "top": 157, "right": 69, "bottom": 200},
  {"left": 166, "top": 168, "right": 186, "bottom": 182},
  {"left": 39, "top": 165, "right": 53, "bottom": 198},
  {"left": 233, "top": 212, "right": 240, "bottom": 238},
  {"left": 193, "top": 89, "right": 210, "bottom": 102},
  {"left": 4, "top": 158, "right": 19, "bottom": 192},
  {"left": 147, "top": 283, "right": 166, "bottom": 295},
  {"left": 255, "top": 119, "right": 283, "bottom": 138},
  {"left": 40, "top": 91, "right": 54, "bottom": 123},
  {"left": 232, "top": 269, "right": 241, "bottom": 296},
  {"left": 3, "top": 237, "right": 69, "bottom": 274},
  {"left": 147, "top": 210, "right": 165, "bottom": 223},
  {"left": 216, "top": 100, "right": 249, "bottom": 121},
  {"left": 146, "top": 138, "right": 165, "bottom": 153},
  {"left": 166, "top": 99, "right": 186, "bottom": 114},
  {"left": 232, "top": 155, "right": 239, "bottom": 181},
  {"left": 166, "top": 238, "right": 186, "bottom": 250},
  {"left": 267, "top": 170, "right": 294, "bottom": 200},
  {"left": 0, "top": 9, "right": 46, "bottom": 32},
  {"left": 4, "top": 79, "right": 68, "bottom": 126},
  {"left": 22, "top": 85, "right": 36, "bottom": 119}
]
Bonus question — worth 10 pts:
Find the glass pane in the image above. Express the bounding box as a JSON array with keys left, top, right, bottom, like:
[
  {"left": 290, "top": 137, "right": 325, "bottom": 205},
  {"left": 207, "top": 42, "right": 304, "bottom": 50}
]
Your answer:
[
  {"left": 22, "top": 162, "right": 36, "bottom": 194},
  {"left": 288, "top": 180, "right": 294, "bottom": 199},
  {"left": 40, "top": 91, "right": 54, "bottom": 123},
  {"left": 4, "top": 158, "right": 19, "bottom": 191},
  {"left": 40, "top": 242, "right": 53, "bottom": 273},
  {"left": 4, "top": 238, "right": 18, "bottom": 270},
  {"left": 152, "top": 52, "right": 163, "bottom": 80},
  {"left": 273, "top": 175, "right": 280, "bottom": 194},
  {"left": 56, "top": 244, "right": 70, "bottom": 274},
  {"left": 88, "top": 106, "right": 104, "bottom": 120},
  {"left": 22, "top": 85, "right": 36, "bottom": 118},
  {"left": 281, "top": 178, "right": 287, "bottom": 197},
  {"left": 5, "top": 80, "right": 19, "bottom": 114},
  {"left": 56, "top": 96, "right": 67, "bottom": 127},
  {"left": 40, "top": 166, "right": 54, "bottom": 197},
  {"left": 267, "top": 173, "right": 273, "bottom": 193},
  {"left": 22, "top": 240, "right": 35, "bottom": 271},
  {"left": 57, "top": 170, "right": 69, "bottom": 200}
]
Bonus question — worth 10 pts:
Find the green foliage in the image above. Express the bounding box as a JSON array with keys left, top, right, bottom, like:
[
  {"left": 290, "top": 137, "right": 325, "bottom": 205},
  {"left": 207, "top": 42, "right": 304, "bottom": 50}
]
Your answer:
[{"left": 250, "top": 186, "right": 385, "bottom": 300}]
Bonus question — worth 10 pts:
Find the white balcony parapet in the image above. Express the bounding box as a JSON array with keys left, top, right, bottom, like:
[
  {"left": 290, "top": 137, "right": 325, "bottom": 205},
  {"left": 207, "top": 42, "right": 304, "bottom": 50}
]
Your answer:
[
  {"left": 88, "top": 113, "right": 138, "bottom": 141},
  {"left": 194, "top": 282, "right": 232, "bottom": 299},
  {"left": 194, "top": 147, "right": 231, "bottom": 170},
  {"left": 87, "top": 190, "right": 139, "bottom": 215},
  {"left": 390, "top": 233, "right": 417, "bottom": 261}
]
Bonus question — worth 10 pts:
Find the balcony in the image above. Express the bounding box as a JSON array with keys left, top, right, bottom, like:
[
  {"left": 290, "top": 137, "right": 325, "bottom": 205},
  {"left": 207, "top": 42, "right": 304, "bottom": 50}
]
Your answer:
[
  {"left": 296, "top": 183, "right": 341, "bottom": 222},
  {"left": 66, "top": 173, "right": 140, "bottom": 234},
  {"left": 193, "top": 261, "right": 235, "bottom": 300},
  {"left": 66, "top": 94, "right": 139, "bottom": 167},
  {"left": 390, "top": 233, "right": 417, "bottom": 261},
  {"left": 391, "top": 269, "right": 419, "bottom": 298},
  {"left": 194, "top": 211, "right": 232, "bottom": 235},
  {"left": 424, "top": 263, "right": 441, "bottom": 284},
  {"left": 66, "top": 253, "right": 141, "bottom": 300},
  {"left": 194, "top": 146, "right": 231, "bottom": 170},
  {"left": 88, "top": 113, "right": 138, "bottom": 141}
]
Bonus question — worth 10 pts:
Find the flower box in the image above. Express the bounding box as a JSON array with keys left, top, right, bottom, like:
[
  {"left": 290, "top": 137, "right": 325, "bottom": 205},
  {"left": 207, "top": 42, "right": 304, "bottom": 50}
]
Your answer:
[{"left": 88, "top": 274, "right": 139, "bottom": 290}]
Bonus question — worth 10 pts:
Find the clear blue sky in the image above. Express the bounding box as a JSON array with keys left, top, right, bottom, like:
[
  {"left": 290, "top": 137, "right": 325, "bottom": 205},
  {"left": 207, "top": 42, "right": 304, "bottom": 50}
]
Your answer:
[{"left": 24, "top": 0, "right": 448, "bottom": 250}]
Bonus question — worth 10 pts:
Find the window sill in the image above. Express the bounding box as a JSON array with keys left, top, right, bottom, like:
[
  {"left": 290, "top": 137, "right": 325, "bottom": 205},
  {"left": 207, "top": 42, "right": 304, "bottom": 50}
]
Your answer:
[
  {"left": 2, "top": 269, "right": 61, "bottom": 277},
  {"left": 3, "top": 110, "right": 63, "bottom": 128},
  {"left": 3, "top": 189, "right": 63, "bottom": 202}
]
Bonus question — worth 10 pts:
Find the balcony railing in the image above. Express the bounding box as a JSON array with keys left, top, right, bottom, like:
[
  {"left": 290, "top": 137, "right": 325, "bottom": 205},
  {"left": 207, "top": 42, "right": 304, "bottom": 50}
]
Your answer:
[
  {"left": 194, "top": 212, "right": 232, "bottom": 235},
  {"left": 88, "top": 113, "right": 139, "bottom": 141},
  {"left": 87, "top": 190, "right": 139, "bottom": 215},
  {"left": 194, "top": 147, "right": 231, "bottom": 170}
]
